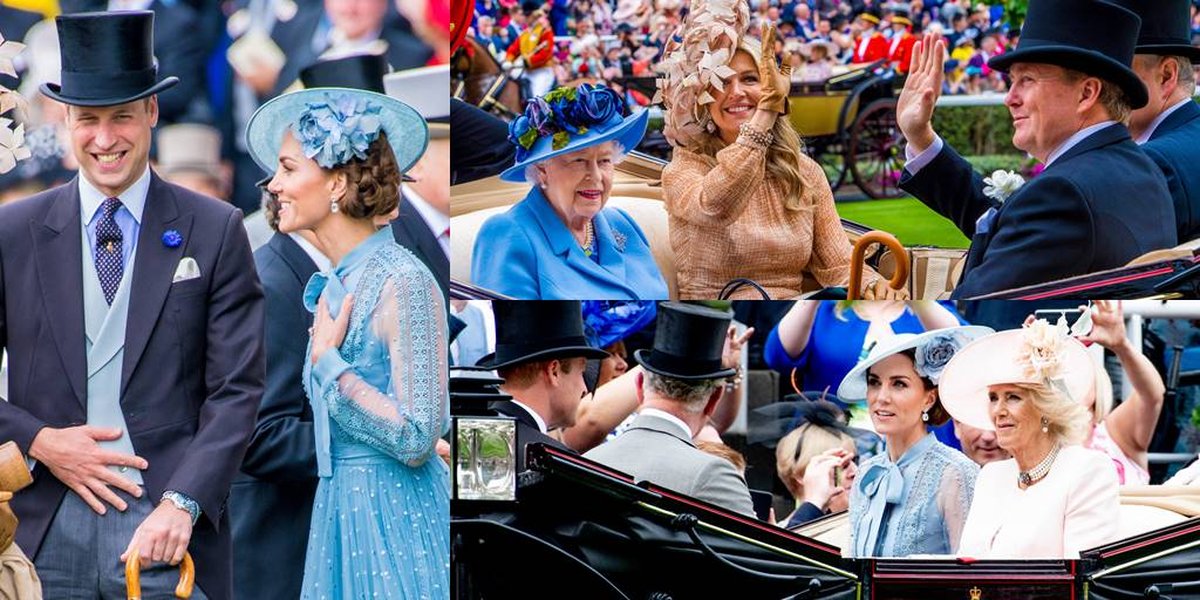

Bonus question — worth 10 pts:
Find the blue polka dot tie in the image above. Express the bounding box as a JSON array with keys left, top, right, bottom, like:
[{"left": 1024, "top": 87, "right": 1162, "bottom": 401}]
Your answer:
[{"left": 95, "top": 197, "right": 124, "bottom": 305}]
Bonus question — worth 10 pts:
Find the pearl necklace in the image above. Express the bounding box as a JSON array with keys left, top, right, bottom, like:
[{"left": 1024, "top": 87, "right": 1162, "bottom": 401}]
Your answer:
[
  {"left": 1018, "top": 443, "right": 1061, "bottom": 487},
  {"left": 581, "top": 220, "right": 596, "bottom": 257}
]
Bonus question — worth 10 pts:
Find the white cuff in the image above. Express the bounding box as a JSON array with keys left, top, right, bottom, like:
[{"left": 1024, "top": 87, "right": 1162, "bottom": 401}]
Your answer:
[{"left": 904, "top": 134, "right": 945, "bottom": 176}]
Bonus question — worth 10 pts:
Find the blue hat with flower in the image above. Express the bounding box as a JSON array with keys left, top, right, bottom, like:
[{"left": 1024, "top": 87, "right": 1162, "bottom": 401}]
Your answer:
[
  {"left": 836, "top": 326, "right": 995, "bottom": 402},
  {"left": 582, "top": 301, "right": 657, "bottom": 349},
  {"left": 500, "top": 84, "right": 649, "bottom": 183},
  {"left": 246, "top": 87, "right": 428, "bottom": 176}
]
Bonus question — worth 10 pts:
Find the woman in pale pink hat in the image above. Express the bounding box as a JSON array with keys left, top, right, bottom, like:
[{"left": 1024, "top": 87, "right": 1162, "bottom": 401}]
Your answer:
[{"left": 940, "top": 320, "right": 1122, "bottom": 559}]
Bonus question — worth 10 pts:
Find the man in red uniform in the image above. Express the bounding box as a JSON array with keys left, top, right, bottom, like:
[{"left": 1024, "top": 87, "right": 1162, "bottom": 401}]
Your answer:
[
  {"left": 888, "top": 8, "right": 917, "bottom": 74},
  {"left": 506, "top": 2, "right": 556, "bottom": 96},
  {"left": 851, "top": 10, "right": 889, "bottom": 64}
]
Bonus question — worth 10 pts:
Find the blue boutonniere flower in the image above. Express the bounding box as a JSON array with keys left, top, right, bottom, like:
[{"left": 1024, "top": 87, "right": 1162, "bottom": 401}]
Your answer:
[{"left": 162, "top": 229, "right": 183, "bottom": 248}]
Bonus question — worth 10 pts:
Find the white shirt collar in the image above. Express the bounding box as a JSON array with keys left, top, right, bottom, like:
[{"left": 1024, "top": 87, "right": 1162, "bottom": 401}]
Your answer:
[
  {"left": 1135, "top": 97, "right": 1193, "bottom": 144},
  {"left": 79, "top": 166, "right": 151, "bottom": 226},
  {"left": 508, "top": 398, "right": 549, "bottom": 434},
  {"left": 287, "top": 233, "right": 332, "bottom": 272},
  {"left": 1044, "top": 120, "right": 1117, "bottom": 167},
  {"left": 402, "top": 186, "right": 450, "bottom": 238},
  {"left": 640, "top": 407, "right": 694, "bottom": 440}
]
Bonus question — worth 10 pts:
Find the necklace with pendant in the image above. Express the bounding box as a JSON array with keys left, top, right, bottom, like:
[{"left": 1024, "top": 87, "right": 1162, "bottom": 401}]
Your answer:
[{"left": 1018, "top": 443, "right": 1061, "bottom": 487}]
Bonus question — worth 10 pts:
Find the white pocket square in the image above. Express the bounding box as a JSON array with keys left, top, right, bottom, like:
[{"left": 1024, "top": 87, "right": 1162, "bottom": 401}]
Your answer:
[{"left": 173, "top": 257, "right": 201, "bottom": 283}]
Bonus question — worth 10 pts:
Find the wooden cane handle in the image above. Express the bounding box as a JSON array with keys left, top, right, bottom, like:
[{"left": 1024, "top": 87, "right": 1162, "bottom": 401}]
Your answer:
[
  {"left": 126, "top": 550, "right": 195, "bottom": 599},
  {"left": 848, "top": 231, "right": 908, "bottom": 299}
]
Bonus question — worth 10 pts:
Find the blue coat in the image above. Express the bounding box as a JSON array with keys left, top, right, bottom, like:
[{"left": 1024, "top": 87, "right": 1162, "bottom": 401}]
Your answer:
[
  {"left": 471, "top": 188, "right": 669, "bottom": 299},
  {"left": 900, "top": 124, "right": 1176, "bottom": 298},
  {"left": 230, "top": 233, "right": 320, "bottom": 600},
  {"left": 1142, "top": 100, "right": 1200, "bottom": 243}
]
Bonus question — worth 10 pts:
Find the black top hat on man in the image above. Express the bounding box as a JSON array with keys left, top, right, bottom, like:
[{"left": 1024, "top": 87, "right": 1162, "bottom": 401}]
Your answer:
[
  {"left": 988, "top": 0, "right": 1148, "bottom": 108},
  {"left": 40, "top": 11, "right": 178, "bottom": 107},
  {"left": 300, "top": 52, "right": 391, "bottom": 93},
  {"left": 1111, "top": 0, "right": 1200, "bottom": 64},
  {"left": 475, "top": 301, "right": 608, "bottom": 371},
  {"left": 634, "top": 302, "right": 737, "bottom": 381}
]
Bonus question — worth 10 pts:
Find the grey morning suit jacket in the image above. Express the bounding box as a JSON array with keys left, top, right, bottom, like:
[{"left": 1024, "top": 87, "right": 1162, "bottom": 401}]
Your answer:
[{"left": 584, "top": 412, "right": 755, "bottom": 517}]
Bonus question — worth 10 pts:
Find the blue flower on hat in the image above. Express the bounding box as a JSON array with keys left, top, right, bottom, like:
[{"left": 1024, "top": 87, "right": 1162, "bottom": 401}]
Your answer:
[
  {"left": 507, "top": 84, "right": 629, "bottom": 162},
  {"left": 162, "top": 229, "right": 183, "bottom": 248},
  {"left": 293, "top": 93, "right": 383, "bottom": 168}
]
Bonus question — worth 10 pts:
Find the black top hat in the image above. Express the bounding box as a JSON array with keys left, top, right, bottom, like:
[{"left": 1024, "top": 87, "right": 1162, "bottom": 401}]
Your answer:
[
  {"left": 474, "top": 301, "right": 608, "bottom": 371},
  {"left": 988, "top": 0, "right": 1147, "bottom": 108},
  {"left": 40, "top": 11, "right": 178, "bottom": 107},
  {"left": 1112, "top": 0, "right": 1200, "bottom": 64},
  {"left": 300, "top": 52, "right": 391, "bottom": 93},
  {"left": 634, "top": 303, "right": 736, "bottom": 381}
]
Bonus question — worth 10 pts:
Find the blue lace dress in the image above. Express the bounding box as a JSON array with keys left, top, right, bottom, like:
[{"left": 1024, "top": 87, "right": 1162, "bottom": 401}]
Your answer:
[
  {"left": 300, "top": 229, "right": 450, "bottom": 599},
  {"left": 848, "top": 433, "right": 978, "bottom": 557}
]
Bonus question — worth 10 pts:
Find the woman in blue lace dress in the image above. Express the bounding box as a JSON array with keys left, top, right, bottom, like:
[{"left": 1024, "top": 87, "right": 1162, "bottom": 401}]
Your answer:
[
  {"left": 247, "top": 87, "right": 449, "bottom": 598},
  {"left": 837, "top": 327, "right": 988, "bottom": 557}
]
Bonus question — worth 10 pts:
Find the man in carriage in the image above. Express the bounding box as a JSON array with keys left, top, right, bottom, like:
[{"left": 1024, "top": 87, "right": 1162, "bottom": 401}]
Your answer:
[{"left": 851, "top": 9, "right": 889, "bottom": 64}]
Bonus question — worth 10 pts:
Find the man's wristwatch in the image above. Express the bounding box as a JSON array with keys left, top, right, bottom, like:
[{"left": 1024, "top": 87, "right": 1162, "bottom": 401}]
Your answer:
[{"left": 161, "top": 490, "right": 201, "bottom": 525}]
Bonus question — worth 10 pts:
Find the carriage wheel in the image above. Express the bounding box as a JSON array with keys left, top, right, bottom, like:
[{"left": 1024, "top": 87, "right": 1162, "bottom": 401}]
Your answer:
[
  {"left": 806, "top": 141, "right": 848, "bottom": 193},
  {"left": 848, "top": 99, "right": 906, "bottom": 199}
]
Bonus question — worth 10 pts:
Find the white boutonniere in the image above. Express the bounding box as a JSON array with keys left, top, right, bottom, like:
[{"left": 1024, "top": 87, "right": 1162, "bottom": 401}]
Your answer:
[{"left": 983, "top": 169, "right": 1025, "bottom": 205}]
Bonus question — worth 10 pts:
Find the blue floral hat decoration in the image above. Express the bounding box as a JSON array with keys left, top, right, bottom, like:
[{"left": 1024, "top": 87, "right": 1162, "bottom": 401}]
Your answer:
[
  {"left": 836, "top": 326, "right": 995, "bottom": 403},
  {"left": 582, "top": 301, "right": 657, "bottom": 349},
  {"left": 499, "top": 84, "right": 649, "bottom": 183},
  {"left": 245, "top": 87, "right": 428, "bottom": 176}
]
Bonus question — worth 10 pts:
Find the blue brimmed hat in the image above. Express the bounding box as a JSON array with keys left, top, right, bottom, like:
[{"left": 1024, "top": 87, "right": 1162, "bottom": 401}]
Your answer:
[
  {"left": 246, "top": 87, "right": 428, "bottom": 176},
  {"left": 836, "top": 326, "right": 995, "bottom": 402},
  {"left": 987, "top": 0, "right": 1148, "bottom": 108},
  {"left": 499, "top": 84, "right": 648, "bottom": 183}
]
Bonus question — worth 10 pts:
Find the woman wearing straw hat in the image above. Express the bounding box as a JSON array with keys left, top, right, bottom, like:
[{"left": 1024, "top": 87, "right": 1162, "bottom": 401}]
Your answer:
[
  {"left": 940, "top": 320, "right": 1121, "bottom": 559},
  {"left": 246, "top": 86, "right": 448, "bottom": 597},
  {"left": 656, "top": 1, "right": 898, "bottom": 299},
  {"left": 471, "top": 84, "right": 669, "bottom": 299},
  {"left": 839, "top": 325, "right": 990, "bottom": 557}
]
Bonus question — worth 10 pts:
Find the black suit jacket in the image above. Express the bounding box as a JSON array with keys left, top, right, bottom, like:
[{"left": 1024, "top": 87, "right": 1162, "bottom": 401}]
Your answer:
[
  {"left": 489, "top": 400, "right": 571, "bottom": 472},
  {"left": 149, "top": 0, "right": 210, "bottom": 124},
  {"left": 900, "top": 124, "right": 1177, "bottom": 298},
  {"left": 1142, "top": 100, "right": 1200, "bottom": 244},
  {"left": 391, "top": 195, "right": 448, "bottom": 289},
  {"left": 229, "top": 233, "right": 319, "bottom": 600},
  {"left": 0, "top": 174, "right": 264, "bottom": 600}
]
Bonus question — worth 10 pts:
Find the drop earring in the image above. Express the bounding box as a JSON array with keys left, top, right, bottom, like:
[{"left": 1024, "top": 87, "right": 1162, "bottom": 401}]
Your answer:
[
  {"left": 330, "top": 197, "right": 340, "bottom": 214},
  {"left": 921, "top": 411, "right": 929, "bottom": 423},
  {"left": 1041, "top": 416, "right": 1050, "bottom": 433}
]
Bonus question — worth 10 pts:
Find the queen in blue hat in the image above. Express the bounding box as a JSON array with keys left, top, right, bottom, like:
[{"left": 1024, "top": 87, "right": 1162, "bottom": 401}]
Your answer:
[
  {"left": 245, "top": 87, "right": 449, "bottom": 599},
  {"left": 470, "top": 84, "right": 670, "bottom": 300}
]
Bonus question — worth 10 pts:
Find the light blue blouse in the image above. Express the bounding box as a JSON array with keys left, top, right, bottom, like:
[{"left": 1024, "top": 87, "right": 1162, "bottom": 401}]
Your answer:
[
  {"left": 471, "top": 187, "right": 669, "bottom": 300},
  {"left": 849, "top": 433, "right": 978, "bottom": 557}
]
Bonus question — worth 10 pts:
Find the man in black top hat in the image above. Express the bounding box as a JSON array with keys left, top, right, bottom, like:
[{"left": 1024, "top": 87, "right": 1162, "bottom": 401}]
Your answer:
[
  {"left": 1113, "top": 0, "right": 1200, "bottom": 243},
  {"left": 896, "top": 0, "right": 1176, "bottom": 298},
  {"left": 0, "top": 11, "right": 263, "bottom": 600},
  {"left": 477, "top": 301, "right": 608, "bottom": 472},
  {"left": 584, "top": 303, "right": 755, "bottom": 517}
]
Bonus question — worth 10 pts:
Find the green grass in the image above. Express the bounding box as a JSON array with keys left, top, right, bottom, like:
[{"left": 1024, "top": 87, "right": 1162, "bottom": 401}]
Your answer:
[{"left": 836, "top": 196, "right": 971, "bottom": 249}]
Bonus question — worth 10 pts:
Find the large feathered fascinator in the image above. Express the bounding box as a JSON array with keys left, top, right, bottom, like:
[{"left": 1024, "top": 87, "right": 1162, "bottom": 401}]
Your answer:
[{"left": 655, "top": 0, "right": 749, "bottom": 149}]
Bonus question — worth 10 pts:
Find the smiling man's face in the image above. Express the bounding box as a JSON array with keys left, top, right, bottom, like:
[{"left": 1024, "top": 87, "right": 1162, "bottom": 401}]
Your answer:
[{"left": 66, "top": 97, "right": 158, "bottom": 198}]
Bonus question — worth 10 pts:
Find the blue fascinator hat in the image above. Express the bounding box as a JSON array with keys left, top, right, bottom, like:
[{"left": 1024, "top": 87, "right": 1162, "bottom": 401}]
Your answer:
[
  {"left": 500, "top": 84, "right": 649, "bottom": 183},
  {"left": 582, "top": 301, "right": 657, "bottom": 349},
  {"left": 246, "top": 87, "right": 428, "bottom": 175}
]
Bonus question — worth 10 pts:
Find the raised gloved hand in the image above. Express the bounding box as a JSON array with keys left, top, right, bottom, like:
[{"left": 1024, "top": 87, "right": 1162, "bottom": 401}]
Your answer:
[{"left": 757, "top": 24, "right": 792, "bottom": 115}]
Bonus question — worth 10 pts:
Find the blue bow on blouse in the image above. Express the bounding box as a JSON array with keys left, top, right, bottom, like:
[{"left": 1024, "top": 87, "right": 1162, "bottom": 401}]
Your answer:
[
  {"left": 853, "top": 460, "right": 906, "bottom": 557},
  {"left": 303, "top": 269, "right": 351, "bottom": 478}
]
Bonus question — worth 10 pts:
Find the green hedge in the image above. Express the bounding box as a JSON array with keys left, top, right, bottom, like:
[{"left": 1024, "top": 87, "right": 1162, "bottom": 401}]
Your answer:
[{"left": 933, "top": 104, "right": 1020, "bottom": 156}]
